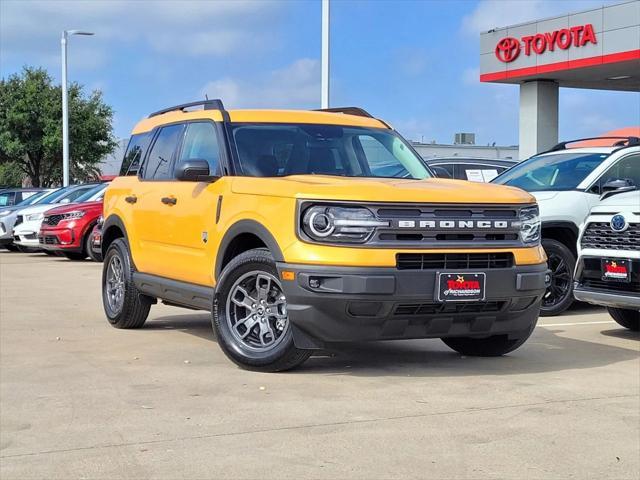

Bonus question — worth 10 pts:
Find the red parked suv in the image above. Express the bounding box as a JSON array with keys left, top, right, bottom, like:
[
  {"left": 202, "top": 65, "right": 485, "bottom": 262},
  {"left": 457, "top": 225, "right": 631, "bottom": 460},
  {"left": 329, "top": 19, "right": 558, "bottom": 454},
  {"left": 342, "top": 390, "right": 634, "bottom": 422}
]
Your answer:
[{"left": 38, "top": 184, "right": 107, "bottom": 260}]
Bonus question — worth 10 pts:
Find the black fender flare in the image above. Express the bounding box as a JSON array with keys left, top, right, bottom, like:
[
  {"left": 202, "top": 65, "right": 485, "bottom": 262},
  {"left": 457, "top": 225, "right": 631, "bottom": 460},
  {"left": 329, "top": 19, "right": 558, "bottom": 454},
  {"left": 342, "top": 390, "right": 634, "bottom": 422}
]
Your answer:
[
  {"left": 102, "top": 214, "right": 130, "bottom": 257},
  {"left": 541, "top": 221, "right": 579, "bottom": 238},
  {"left": 215, "top": 219, "right": 284, "bottom": 279}
]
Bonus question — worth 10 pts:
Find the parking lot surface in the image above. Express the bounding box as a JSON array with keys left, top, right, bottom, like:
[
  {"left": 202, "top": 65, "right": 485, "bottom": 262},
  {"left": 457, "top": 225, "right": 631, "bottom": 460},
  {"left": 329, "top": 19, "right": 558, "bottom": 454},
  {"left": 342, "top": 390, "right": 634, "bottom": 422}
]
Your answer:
[{"left": 1, "top": 251, "right": 638, "bottom": 479}]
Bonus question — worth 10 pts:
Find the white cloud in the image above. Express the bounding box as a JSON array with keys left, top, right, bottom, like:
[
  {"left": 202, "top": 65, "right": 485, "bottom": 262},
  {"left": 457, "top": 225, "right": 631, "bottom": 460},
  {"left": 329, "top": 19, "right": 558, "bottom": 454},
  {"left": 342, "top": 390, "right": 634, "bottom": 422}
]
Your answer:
[
  {"left": 461, "top": 0, "right": 618, "bottom": 34},
  {"left": 200, "top": 58, "right": 320, "bottom": 109},
  {"left": 0, "top": 0, "right": 282, "bottom": 68}
]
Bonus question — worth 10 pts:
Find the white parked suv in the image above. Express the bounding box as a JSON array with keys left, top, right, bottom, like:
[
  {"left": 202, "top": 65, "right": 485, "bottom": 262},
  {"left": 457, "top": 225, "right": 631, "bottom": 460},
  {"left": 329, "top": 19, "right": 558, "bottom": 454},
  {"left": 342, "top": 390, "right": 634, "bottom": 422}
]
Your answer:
[
  {"left": 493, "top": 137, "right": 640, "bottom": 316},
  {"left": 12, "top": 183, "right": 104, "bottom": 251},
  {"left": 574, "top": 190, "right": 639, "bottom": 331}
]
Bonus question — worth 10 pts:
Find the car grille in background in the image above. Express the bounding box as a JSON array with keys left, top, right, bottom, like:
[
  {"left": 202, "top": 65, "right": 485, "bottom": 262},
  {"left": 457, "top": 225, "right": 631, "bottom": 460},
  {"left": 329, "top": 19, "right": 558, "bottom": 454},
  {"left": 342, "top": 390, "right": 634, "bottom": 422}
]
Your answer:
[
  {"left": 396, "top": 252, "right": 514, "bottom": 270},
  {"left": 43, "top": 214, "right": 64, "bottom": 226},
  {"left": 394, "top": 301, "right": 504, "bottom": 316},
  {"left": 39, "top": 236, "right": 60, "bottom": 245},
  {"left": 14, "top": 215, "right": 23, "bottom": 226},
  {"left": 581, "top": 222, "right": 640, "bottom": 251}
]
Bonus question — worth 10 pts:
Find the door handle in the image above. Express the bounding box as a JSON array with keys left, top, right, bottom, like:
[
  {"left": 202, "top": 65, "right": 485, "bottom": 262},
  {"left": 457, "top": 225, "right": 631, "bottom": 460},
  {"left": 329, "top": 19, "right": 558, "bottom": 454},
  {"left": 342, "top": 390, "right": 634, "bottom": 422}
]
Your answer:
[
  {"left": 125, "top": 195, "right": 137, "bottom": 204},
  {"left": 161, "top": 196, "right": 177, "bottom": 206}
]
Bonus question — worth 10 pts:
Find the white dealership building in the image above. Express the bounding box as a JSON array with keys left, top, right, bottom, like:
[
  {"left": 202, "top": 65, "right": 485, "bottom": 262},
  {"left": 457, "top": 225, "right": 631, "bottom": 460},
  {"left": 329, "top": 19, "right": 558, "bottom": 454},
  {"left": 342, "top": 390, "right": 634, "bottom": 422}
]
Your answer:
[{"left": 480, "top": 0, "right": 640, "bottom": 159}]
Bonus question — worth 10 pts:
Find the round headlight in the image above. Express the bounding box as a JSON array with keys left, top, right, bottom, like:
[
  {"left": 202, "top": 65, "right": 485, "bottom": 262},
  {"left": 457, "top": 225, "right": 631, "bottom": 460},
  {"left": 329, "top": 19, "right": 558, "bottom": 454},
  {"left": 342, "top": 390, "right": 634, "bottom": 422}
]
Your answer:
[{"left": 308, "top": 211, "right": 334, "bottom": 237}]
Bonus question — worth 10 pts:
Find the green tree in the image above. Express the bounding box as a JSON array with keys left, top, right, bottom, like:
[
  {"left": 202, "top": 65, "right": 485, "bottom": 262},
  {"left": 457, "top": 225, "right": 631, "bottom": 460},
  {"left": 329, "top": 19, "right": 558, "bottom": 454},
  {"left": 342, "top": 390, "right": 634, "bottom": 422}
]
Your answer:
[{"left": 0, "top": 67, "right": 116, "bottom": 187}]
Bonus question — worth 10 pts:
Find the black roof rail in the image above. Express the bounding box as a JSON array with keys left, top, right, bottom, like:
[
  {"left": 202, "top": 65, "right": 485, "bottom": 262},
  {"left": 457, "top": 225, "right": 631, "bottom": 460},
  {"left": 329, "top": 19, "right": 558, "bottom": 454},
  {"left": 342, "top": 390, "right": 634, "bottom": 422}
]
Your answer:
[
  {"left": 148, "top": 99, "right": 226, "bottom": 118},
  {"left": 547, "top": 136, "right": 640, "bottom": 152},
  {"left": 315, "top": 107, "right": 374, "bottom": 118}
]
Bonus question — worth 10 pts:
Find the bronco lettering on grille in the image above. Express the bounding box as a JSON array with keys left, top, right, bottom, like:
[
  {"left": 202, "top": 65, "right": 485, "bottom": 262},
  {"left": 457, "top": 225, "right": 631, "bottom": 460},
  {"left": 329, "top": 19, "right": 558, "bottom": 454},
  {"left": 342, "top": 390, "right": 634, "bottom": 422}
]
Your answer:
[{"left": 397, "top": 220, "right": 514, "bottom": 229}]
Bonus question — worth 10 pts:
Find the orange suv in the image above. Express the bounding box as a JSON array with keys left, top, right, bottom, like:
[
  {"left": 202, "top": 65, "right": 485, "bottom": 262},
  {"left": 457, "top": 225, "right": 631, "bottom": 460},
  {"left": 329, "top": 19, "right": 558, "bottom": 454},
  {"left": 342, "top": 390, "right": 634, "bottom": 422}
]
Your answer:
[{"left": 101, "top": 100, "right": 548, "bottom": 371}]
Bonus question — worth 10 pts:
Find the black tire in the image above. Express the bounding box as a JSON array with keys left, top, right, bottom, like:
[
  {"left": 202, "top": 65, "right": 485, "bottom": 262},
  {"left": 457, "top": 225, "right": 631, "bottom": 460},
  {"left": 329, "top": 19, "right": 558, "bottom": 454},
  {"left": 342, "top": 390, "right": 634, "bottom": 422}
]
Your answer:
[
  {"left": 213, "top": 248, "right": 311, "bottom": 372},
  {"left": 102, "top": 238, "right": 151, "bottom": 329},
  {"left": 64, "top": 251, "right": 87, "bottom": 260},
  {"left": 85, "top": 229, "right": 102, "bottom": 262},
  {"left": 607, "top": 308, "right": 640, "bottom": 331},
  {"left": 4, "top": 244, "right": 19, "bottom": 252},
  {"left": 540, "top": 238, "right": 575, "bottom": 317},
  {"left": 442, "top": 325, "right": 536, "bottom": 356}
]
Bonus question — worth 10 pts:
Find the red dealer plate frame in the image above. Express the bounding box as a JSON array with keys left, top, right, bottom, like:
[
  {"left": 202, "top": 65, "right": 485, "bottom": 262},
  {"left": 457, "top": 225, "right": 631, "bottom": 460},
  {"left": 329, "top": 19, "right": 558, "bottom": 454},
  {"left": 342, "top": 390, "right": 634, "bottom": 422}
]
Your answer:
[
  {"left": 601, "top": 259, "right": 632, "bottom": 283},
  {"left": 436, "top": 272, "right": 486, "bottom": 303}
]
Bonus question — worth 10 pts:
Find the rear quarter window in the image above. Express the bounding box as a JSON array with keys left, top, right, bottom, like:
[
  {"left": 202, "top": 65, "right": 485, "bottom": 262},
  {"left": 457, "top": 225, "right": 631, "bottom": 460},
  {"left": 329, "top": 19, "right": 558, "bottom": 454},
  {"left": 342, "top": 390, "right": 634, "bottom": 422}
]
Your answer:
[{"left": 120, "top": 133, "right": 151, "bottom": 176}]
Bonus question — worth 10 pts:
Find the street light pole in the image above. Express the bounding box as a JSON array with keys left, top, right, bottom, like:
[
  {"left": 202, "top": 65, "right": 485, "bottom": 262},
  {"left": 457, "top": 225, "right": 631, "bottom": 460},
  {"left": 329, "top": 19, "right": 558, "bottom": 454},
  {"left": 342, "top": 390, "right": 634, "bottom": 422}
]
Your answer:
[
  {"left": 61, "top": 30, "right": 94, "bottom": 187},
  {"left": 321, "top": 0, "right": 330, "bottom": 109}
]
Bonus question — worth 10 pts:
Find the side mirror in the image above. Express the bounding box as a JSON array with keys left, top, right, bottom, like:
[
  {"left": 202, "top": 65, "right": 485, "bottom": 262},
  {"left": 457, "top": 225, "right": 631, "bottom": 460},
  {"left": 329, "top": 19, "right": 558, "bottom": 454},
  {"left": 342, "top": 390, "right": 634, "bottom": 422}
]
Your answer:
[
  {"left": 175, "top": 159, "right": 215, "bottom": 182},
  {"left": 600, "top": 178, "right": 636, "bottom": 199},
  {"left": 431, "top": 166, "right": 452, "bottom": 179}
]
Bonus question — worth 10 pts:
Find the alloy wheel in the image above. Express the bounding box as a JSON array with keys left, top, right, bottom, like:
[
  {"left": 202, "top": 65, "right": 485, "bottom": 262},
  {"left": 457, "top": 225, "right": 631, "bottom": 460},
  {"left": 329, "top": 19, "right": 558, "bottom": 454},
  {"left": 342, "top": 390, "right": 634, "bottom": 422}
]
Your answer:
[
  {"left": 542, "top": 251, "right": 571, "bottom": 309},
  {"left": 226, "top": 271, "right": 289, "bottom": 352},
  {"left": 105, "top": 255, "right": 125, "bottom": 314}
]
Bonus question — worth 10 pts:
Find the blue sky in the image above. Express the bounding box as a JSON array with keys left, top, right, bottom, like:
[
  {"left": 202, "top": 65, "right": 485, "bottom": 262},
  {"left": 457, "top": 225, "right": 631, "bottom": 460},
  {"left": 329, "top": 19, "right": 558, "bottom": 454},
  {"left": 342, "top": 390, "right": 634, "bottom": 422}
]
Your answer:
[{"left": 1, "top": 0, "right": 638, "bottom": 145}]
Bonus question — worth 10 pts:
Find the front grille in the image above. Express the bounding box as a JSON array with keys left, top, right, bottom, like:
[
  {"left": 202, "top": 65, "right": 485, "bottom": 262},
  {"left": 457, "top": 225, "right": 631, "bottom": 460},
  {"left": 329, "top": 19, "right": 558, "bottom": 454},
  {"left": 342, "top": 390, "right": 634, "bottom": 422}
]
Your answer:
[
  {"left": 396, "top": 252, "right": 513, "bottom": 270},
  {"left": 39, "top": 235, "right": 59, "bottom": 245},
  {"left": 394, "top": 301, "right": 504, "bottom": 316},
  {"left": 43, "top": 214, "right": 64, "bottom": 226},
  {"left": 582, "top": 279, "right": 640, "bottom": 294},
  {"left": 581, "top": 222, "right": 640, "bottom": 251},
  {"left": 366, "top": 204, "right": 524, "bottom": 248},
  {"left": 14, "top": 215, "right": 23, "bottom": 226}
]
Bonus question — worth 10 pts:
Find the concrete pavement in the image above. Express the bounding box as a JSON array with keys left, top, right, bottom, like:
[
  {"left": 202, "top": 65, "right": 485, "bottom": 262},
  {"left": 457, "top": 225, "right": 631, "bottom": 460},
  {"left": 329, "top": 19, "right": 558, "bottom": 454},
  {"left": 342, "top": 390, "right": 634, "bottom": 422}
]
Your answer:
[{"left": 1, "top": 251, "right": 638, "bottom": 479}]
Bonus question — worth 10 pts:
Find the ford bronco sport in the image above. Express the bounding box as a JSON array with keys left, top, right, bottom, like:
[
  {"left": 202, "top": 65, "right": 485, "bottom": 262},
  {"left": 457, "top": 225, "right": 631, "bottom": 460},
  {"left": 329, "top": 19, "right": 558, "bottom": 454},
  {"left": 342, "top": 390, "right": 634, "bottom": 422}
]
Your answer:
[{"left": 101, "top": 100, "right": 548, "bottom": 371}]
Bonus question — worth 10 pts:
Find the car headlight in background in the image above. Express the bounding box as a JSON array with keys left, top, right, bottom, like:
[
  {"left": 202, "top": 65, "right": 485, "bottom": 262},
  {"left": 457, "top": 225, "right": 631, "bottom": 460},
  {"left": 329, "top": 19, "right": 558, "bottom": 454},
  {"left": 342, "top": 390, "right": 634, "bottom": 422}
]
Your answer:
[
  {"left": 301, "top": 205, "right": 389, "bottom": 243},
  {"left": 62, "top": 210, "right": 86, "bottom": 220},
  {"left": 518, "top": 205, "right": 541, "bottom": 245},
  {"left": 26, "top": 212, "right": 44, "bottom": 222}
]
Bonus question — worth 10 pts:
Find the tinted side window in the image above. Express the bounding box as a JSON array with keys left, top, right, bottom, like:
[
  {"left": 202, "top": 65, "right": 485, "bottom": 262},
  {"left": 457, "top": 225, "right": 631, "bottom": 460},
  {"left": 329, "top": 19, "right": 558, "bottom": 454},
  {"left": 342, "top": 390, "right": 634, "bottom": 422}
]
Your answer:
[
  {"left": 596, "top": 154, "right": 640, "bottom": 191},
  {"left": 178, "top": 122, "right": 220, "bottom": 175},
  {"left": 120, "top": 133, "right": 150, "bottom": 176},
  {"left": 0, "top": 192, "right": 14, "bottom": 206},
  {"left": 142, "top": 125, "right": 183, "bottom": 180}
]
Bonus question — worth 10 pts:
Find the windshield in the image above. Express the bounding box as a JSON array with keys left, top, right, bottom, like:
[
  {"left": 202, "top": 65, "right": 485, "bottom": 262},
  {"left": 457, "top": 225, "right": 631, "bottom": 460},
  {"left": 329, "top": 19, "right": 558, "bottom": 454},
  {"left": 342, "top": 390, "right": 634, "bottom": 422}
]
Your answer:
[
  {"left": 493, "top": 152, "right": 610, "bottom": 191},
  {"left": 230, "top": 124, "right": 432, "bottom": 179},
  {"left": 16, "top": 190, "right": 51, "bottom": 206},
  {"left": 74, "top": 183, "right": 107, "bottom": 203}
]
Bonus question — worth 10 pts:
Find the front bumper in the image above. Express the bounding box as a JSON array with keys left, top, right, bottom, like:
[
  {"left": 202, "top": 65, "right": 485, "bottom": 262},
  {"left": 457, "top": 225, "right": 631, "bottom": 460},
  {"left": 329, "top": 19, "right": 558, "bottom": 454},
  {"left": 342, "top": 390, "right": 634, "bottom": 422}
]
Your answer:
[
  {"left": 573, "top": 286, "right": 640, "bottom": 309},
  {"left": 38, "top": 226, "right": 81, "bottom": 252},
  {"left": 277, "top": 262, "right": 548, "bottom": 346}
]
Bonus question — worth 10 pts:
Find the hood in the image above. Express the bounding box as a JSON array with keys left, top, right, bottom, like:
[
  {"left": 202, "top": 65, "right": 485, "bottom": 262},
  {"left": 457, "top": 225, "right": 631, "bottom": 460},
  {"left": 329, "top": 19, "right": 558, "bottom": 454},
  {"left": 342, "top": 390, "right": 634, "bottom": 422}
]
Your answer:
[
  {"left": 14, "top": 204, "right": 62, "bottom": 216},
  {"left": 591, "top": 190, "right": 640, "bottom": 212},
  {"left": 531, "top": 191, "right": 559, "bottom": 202},
  {"left": 230, "top": 175, "right": 535, "bottom": 204},
  {"left": 44, "top": 200, "right": 103, "bottom": 216}
]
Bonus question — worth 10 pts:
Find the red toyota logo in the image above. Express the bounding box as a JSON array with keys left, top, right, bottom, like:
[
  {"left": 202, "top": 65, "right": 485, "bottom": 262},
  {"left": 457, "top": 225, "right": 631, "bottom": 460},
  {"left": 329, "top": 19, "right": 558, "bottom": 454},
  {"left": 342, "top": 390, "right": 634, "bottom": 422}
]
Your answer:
[{"left": 495, "top": 37, "right": 521, "bottom": 63}]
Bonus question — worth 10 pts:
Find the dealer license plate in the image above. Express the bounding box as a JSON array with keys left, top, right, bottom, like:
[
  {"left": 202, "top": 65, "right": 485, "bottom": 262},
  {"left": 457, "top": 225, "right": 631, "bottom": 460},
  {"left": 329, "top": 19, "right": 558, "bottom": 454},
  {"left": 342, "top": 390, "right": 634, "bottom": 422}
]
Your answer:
[
  {"left": 437, "top": 272, "right": 486, "bottom": 302},
  {"left": 601, "top": 259, "right": 631, "bottom": 283}
]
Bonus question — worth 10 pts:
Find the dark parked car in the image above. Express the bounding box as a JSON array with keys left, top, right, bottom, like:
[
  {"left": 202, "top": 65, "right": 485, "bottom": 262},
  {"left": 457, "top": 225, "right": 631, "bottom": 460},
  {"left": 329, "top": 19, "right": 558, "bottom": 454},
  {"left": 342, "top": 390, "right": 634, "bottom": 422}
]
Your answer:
[
  {"left": 0, "top": 188, "right": 46, "bottom": 208},
  {"left": 425, "top": 158, "right": 517, "bottom": 182}
]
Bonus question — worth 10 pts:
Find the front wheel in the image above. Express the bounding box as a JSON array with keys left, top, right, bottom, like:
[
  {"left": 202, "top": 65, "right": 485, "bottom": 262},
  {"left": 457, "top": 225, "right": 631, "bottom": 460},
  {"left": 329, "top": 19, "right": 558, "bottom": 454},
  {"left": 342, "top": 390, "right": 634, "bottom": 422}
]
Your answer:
[
  {"left": 213, "top": 248, "right": 311, "bottom": 372},
  {"left": 607, "top": 308, "right": 639, "bottom": 331},
  {"left": 540, "top": 238, "right": 575, "bottom": 317}
]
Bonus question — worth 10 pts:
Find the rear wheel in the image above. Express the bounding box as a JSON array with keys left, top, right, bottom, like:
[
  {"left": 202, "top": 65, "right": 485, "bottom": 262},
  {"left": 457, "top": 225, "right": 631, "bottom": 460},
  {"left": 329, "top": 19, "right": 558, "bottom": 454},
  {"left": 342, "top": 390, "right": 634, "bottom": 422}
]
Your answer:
[
  {"left": 607, "top": 308, "right": 639, "bottom": 331},
  {"left": 442, "top": 326, "right": 535, "bottom": 356},
  {"left": 102, "top": 238, "right": 151, "bottom": 329},
  {"left": 540, "top": 238, "right": 575, "bottom": 317},
  {"left": 213, "top": 248, "right": 311, "bottom": 372}
]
